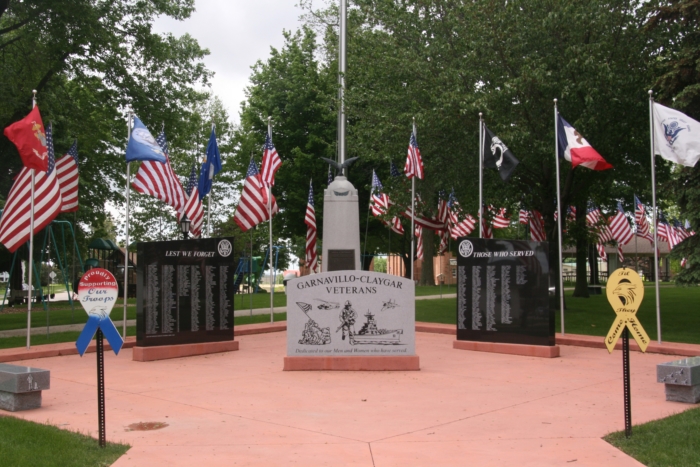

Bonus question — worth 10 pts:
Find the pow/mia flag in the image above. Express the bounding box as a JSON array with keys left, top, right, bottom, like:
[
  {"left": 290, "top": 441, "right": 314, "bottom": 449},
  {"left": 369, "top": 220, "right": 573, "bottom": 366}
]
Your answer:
[{"left": 482, "top": 125, "right": 520, "bottom": 181}]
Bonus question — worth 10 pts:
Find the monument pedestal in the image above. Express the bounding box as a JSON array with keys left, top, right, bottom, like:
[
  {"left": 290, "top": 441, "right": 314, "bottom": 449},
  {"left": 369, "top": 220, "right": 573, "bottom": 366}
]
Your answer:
[
  {"left": 133, "top": 340, "right": 239, "bottom": 362},
  {"left": 453, "top": 340, "right": 560, "bottom": 358},
  {"left": 284, "top": 355, "right": 420, "bottom": 371}
]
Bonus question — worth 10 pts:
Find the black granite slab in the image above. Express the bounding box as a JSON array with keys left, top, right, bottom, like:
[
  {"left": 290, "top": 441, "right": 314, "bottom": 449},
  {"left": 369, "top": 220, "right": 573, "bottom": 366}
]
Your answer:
[
  {"left": 455, "top": 238, "right": 554, "bottom": 346},
  {"left": 136, "top": 237, "right": 235, "bottom": 347}
]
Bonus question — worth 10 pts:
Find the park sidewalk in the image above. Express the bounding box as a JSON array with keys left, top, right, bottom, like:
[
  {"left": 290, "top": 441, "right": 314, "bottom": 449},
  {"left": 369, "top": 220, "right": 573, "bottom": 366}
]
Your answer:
[{"left": 4, "top": 326, "right": 695, "bottom": 467}]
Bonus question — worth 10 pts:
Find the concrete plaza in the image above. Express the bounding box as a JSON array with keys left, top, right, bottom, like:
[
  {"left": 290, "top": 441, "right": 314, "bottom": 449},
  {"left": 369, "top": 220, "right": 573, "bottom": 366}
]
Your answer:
[{"left": 5, "top": 330, "right": 695, "bottom": 466}]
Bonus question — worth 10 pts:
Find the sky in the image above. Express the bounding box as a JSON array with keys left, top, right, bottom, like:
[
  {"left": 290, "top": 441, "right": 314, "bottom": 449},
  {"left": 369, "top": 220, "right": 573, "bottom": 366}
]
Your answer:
[{"left": 153, "top": 0, "right": 306, "bottom": 123}]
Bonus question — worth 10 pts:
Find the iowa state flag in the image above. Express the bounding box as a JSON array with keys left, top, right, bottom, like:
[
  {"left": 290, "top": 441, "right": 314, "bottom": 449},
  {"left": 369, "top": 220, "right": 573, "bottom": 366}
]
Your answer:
[
  {"left": 3, "top": 106, "right": 49, "bottom": 172},
  {"left": 557, "top": 114, "right": 612, "bottom": 171}
]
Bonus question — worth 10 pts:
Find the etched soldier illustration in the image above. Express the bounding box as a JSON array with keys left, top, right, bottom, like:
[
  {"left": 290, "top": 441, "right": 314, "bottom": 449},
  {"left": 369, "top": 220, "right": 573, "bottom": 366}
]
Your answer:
[{"left": 337, "top": 300, "right": 357, "bottom": 341}]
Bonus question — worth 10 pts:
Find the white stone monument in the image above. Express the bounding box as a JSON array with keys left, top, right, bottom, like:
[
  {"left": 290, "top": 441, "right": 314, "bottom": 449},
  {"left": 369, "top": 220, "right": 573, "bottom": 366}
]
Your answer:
[
  {"left": 285, "top": 271, "right": 416, "bottom": 363},
  {"left": 322, "top": 176, "right": 361, "bottom": 271}
]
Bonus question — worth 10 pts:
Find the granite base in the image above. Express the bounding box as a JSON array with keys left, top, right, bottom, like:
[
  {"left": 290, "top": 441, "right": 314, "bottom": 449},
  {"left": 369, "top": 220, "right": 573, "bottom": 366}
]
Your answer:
[
  {"left": 664, "top": 384, "right": 700, "bottom": 404},
  {"left": 453, "top": 340, "right": 560, "bottom": 358},
  {"left": 283, "top": 355, "right": 420, "bottom": 371},
  {"left": 133, "top": 340, "right": 239, "bottom": 362},
  {"left": 0, "top": 390, "right": 41, "bottom": 411}
]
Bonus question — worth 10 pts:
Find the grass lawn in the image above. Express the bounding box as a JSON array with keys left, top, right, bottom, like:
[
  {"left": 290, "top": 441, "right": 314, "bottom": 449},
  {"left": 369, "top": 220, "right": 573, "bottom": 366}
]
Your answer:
[
  {"left": 605, "top": 406, "right": 700, "bottom": 466},
  {"left": 413, "top": 286, "right": 700, "bottom": 344},
  {"left": 559, "top": 286, "right": 700, "bottom": 344},
  {"left": 0, "top": 311, "right": 290, "bottom": 349},
  {"left": 0, "top": 415, "right": 129, "bottom": 467}
]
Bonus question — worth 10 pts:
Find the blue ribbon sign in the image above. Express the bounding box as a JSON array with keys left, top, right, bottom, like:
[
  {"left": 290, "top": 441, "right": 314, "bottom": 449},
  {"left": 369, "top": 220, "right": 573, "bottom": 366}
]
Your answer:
[{"left": 75, "top": 268, "right": 124, "bottom": 356}]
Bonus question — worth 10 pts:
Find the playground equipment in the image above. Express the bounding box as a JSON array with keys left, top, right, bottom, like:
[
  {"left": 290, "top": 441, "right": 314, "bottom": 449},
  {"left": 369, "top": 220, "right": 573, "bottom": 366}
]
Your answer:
[
  {"left": 232, "top": 245, "right": 283, "bottom": 295},
  {"left": 1, "top": 219, "right": 84, "bottom": 312}
]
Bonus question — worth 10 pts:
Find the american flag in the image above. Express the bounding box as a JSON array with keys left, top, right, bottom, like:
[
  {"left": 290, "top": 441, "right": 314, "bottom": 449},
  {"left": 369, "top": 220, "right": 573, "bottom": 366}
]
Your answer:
[
  {"left": 492, "top": 207, "right": 510, "bottom": 228},
  {"left": 681, "top": 257, "right": 688, "bottom": 268},
  {"left": 519, "top": 209, "right": 529, "bottom": 225},
  {"left": 233, "top": 159, "right": 279, "bottom": 232},
  {"left": 586, "top": 205, "right": 614, "bottom": 243},
  {"left": 529, "top": 210, "right": 546, "bottom": 242},
  {"left": 179, "top": 164, "right": 204, "bottom": 238},
  {"left": 390, "top": 161, "right": 402, "bottom": 177},
  {"left": 437, "top": 194, "right": 449, "bottom": 254},
  {"left": 481, "top": 215, "right": 493, "bottom": 239},
  {"left": 685, "top": 219, "right": 695, "bottom": 236},
  {"left": 447, "top": 190, "right": 476, "bottom": 239},
  {"left": 304, "top": 180, "right": 318, "bottom": 273},
  {"left": 657, "top": 213, "right": 681, "bottom": 249},
  {"left": 587, "top": 205, "right": 614, "bottom": 261},
  {"left": 369, "top": 171, "right": 403, "bottom": 234},
  {"left": 608, "top": 203, "right": 634, "bottom": 262},
  {"left": 55, "top": 140, "right": 79, "bottom": 213},
  {"left": 415, "top": 225, "right": 423, "bottom": 260},
  {"left": 132, "top": 129, "right": 187, "bottom": 212},
  {"left": 404, "top": 130, "right": 424, "bottom": 179},
  {"left": 260, "top": 133, "right": 282, "bottom": 187},
  {"left": 0, "top": 123, "right": 62, "bottom": 252},
  {"left": 634, "top": 196, "right": 654, "bottom": 242}
]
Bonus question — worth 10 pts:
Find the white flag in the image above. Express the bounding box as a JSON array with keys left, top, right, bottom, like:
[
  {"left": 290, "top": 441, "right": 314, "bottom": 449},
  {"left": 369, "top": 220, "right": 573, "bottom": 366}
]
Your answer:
[{"left": 653, "top": 102, "right": 700, "bottom": 167}]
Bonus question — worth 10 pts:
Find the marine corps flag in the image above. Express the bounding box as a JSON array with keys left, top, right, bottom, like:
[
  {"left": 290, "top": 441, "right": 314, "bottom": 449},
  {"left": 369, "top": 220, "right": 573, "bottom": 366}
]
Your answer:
[
  {"left": 482, "top": 125, "right": 519, "bottom": 181},
  {"left": 3, "top": 106, "right": 49, "bottom": 172}
]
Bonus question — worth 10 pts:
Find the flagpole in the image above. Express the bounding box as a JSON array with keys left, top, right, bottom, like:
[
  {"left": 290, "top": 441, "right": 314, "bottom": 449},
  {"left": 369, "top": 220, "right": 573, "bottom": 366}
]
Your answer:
[
  {"left": 362, "top": 172, "right": 373, "bottom": 270},
  {"left": 122, "top": 109, "right": 133, "bottom": 338},
  {"left": 207, "top": 124, "right": 215, "bottom": 237},
  {"left": 478, "top": 113, "right": 483, "bottom": 238},
  {"left": 267, "top": 117, "right": 274, "bottom": 323},
  {"left": 554, "top": 99, "right": 565, "bottom": 335},
  {"left": 25, "top": 90, "right": 39, "bottom": 348},
  {"left": 649, "top": 90, "right": 662, "bottom": 343},
  {"left": 411, "top": 118, "right": 416, "bottom": 282}
]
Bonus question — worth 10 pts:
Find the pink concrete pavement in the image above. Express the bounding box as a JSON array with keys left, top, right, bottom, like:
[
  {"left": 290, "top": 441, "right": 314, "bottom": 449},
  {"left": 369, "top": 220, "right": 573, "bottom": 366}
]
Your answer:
[{"left": 5, "top": 331, "right": 696, "bottom": 466}]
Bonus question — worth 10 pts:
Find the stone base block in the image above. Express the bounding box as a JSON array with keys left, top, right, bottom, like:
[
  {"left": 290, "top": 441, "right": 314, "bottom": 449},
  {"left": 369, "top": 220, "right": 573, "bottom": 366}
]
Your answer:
[
  {"left": 283, "top": 355, "right": 420, "bottom": 371},
  {"left": 0, "top": 390, "right": 41, "bottom": 412},
  {"left": 665, "top": 384, "right": 700, "bottom": 404},
  {"left": 133, "top": 340, "right": 239, "bottom": 362},
  {"left": 453, "top": 340, "right": 560, "bottom": 358}
]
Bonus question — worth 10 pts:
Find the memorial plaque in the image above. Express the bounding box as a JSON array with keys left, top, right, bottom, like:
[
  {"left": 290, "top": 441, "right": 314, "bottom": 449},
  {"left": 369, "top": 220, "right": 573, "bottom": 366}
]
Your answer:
[
  {"left": 136, "top": 237, "right": 235, "bottom": 346},
  {"left": 286, "top": 271, "right": 415, "bottom": 356},
  {"left": 456, "top": 238, "right": 553, "bottom": 346},
  {"left": 326, "top": 250, "right": 356, "bottom": 271}
]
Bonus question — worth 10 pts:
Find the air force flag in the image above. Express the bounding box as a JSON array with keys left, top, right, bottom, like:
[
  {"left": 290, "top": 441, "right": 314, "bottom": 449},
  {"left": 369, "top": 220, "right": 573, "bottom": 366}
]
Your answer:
[
  {"left": 125, "top": 117, "right": 167, "bottom": 163},
  {"left": 653, "top": 103, "right": 700, "bottom": 167}
]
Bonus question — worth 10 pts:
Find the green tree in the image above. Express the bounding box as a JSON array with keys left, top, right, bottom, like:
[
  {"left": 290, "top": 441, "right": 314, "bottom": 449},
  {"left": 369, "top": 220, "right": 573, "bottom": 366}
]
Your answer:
[{"left": 0, "top": 0, "right": 211, "bottom": 253}]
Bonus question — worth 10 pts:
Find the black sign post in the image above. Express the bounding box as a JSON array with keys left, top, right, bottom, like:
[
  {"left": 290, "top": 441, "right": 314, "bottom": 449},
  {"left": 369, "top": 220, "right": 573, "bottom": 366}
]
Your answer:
[
  {"left": 622, "top": 328, "right": 632, "bottom": 437},
  {"left": 136, "top": 237, "right": 235, "bottom": 347},
  {"left": 96, "top": 328, "right": 106, "bottom": 447},
  {"left": 455, "top": 238, "right": 554, "bottom": 346}
]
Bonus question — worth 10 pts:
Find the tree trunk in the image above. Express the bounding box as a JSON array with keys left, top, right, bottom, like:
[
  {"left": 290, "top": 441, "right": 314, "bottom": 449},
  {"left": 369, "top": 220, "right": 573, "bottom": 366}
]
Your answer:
[
  {"left": 573, "top": 198, "right": 590, "bottom": 298},
  {"left": 589, "top": 244, "right": 599, "bottom": 285},
  {"left": 419, "top": 228, "right": 435, "bottom": 286}
]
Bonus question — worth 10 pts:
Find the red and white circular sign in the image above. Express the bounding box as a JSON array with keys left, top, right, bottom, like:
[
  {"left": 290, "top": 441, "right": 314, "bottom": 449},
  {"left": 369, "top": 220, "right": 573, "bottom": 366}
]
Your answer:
[{"left": 78, "top": 268, "right": 119, "bottom": 319}]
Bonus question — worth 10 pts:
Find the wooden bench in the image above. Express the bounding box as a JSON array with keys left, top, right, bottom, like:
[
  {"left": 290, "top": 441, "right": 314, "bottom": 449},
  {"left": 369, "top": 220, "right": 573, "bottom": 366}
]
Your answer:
[
  {"left": 657, "top": 357, "right": 700, "bottom": 403},
  {"left": 0, "top": 363, "right": 50, "bottom": 412}
]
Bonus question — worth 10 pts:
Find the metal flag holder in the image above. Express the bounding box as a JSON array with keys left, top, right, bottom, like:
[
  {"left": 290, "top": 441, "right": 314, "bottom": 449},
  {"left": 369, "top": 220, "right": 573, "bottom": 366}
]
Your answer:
[
  {"left": 75, "top": 268, "right": 124, "bottom": 447},
  {"left": 605, "top": 267, "right": 650, "bottom": 438}
]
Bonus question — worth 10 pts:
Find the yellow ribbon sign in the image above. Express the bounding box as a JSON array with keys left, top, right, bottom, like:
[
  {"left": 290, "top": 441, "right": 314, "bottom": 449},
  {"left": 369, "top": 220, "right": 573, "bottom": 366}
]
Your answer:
[{"left": 605, "top": 268, "right": 650, "bottom": 353}]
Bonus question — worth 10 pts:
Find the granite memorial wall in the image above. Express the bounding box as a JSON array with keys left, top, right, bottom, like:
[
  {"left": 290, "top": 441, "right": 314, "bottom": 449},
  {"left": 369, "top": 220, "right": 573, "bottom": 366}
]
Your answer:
[
  {"left": 456, "top": 238, "right": 554, "bottom": 346},
  {"left": 136, "top": 237, "right": 235, "bottom": 347}
]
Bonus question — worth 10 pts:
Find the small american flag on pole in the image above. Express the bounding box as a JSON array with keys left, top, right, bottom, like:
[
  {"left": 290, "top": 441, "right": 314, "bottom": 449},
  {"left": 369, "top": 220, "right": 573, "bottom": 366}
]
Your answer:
[
  {"left": 233, "top": 159, "right": 279, "bottom": 232},
  {"left": 404, "top": 130, "right": 424, "bottom": 179},
  {"left": 304, "top": 180, "right": 318, "bottom": 273},
  {"left": 55, "top": 140, "right": 79, "bottom": 213},
  {"left": 179, "top": 163, "right": 205, "bottom": 238},
  {"left": 0, "top": 123, "right": 62, "bottom": 252},
  {"left": 132, "top": 129, "right": 187, "bottom": 212},
  {"left": 608, "top": 202, "right": 634, "bottom": 262},
  {"left": 260, "top": 133, "right": 282, "bottom": 188},
  {"left": 634, "top": 196, "right": 654, "bottom": 242}
]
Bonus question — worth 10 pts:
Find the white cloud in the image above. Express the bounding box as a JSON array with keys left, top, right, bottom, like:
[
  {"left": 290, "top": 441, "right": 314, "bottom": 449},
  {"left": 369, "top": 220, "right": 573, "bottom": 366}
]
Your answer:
[{"left": 153, "top": 0, "right": 304, "bottom": 123}]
